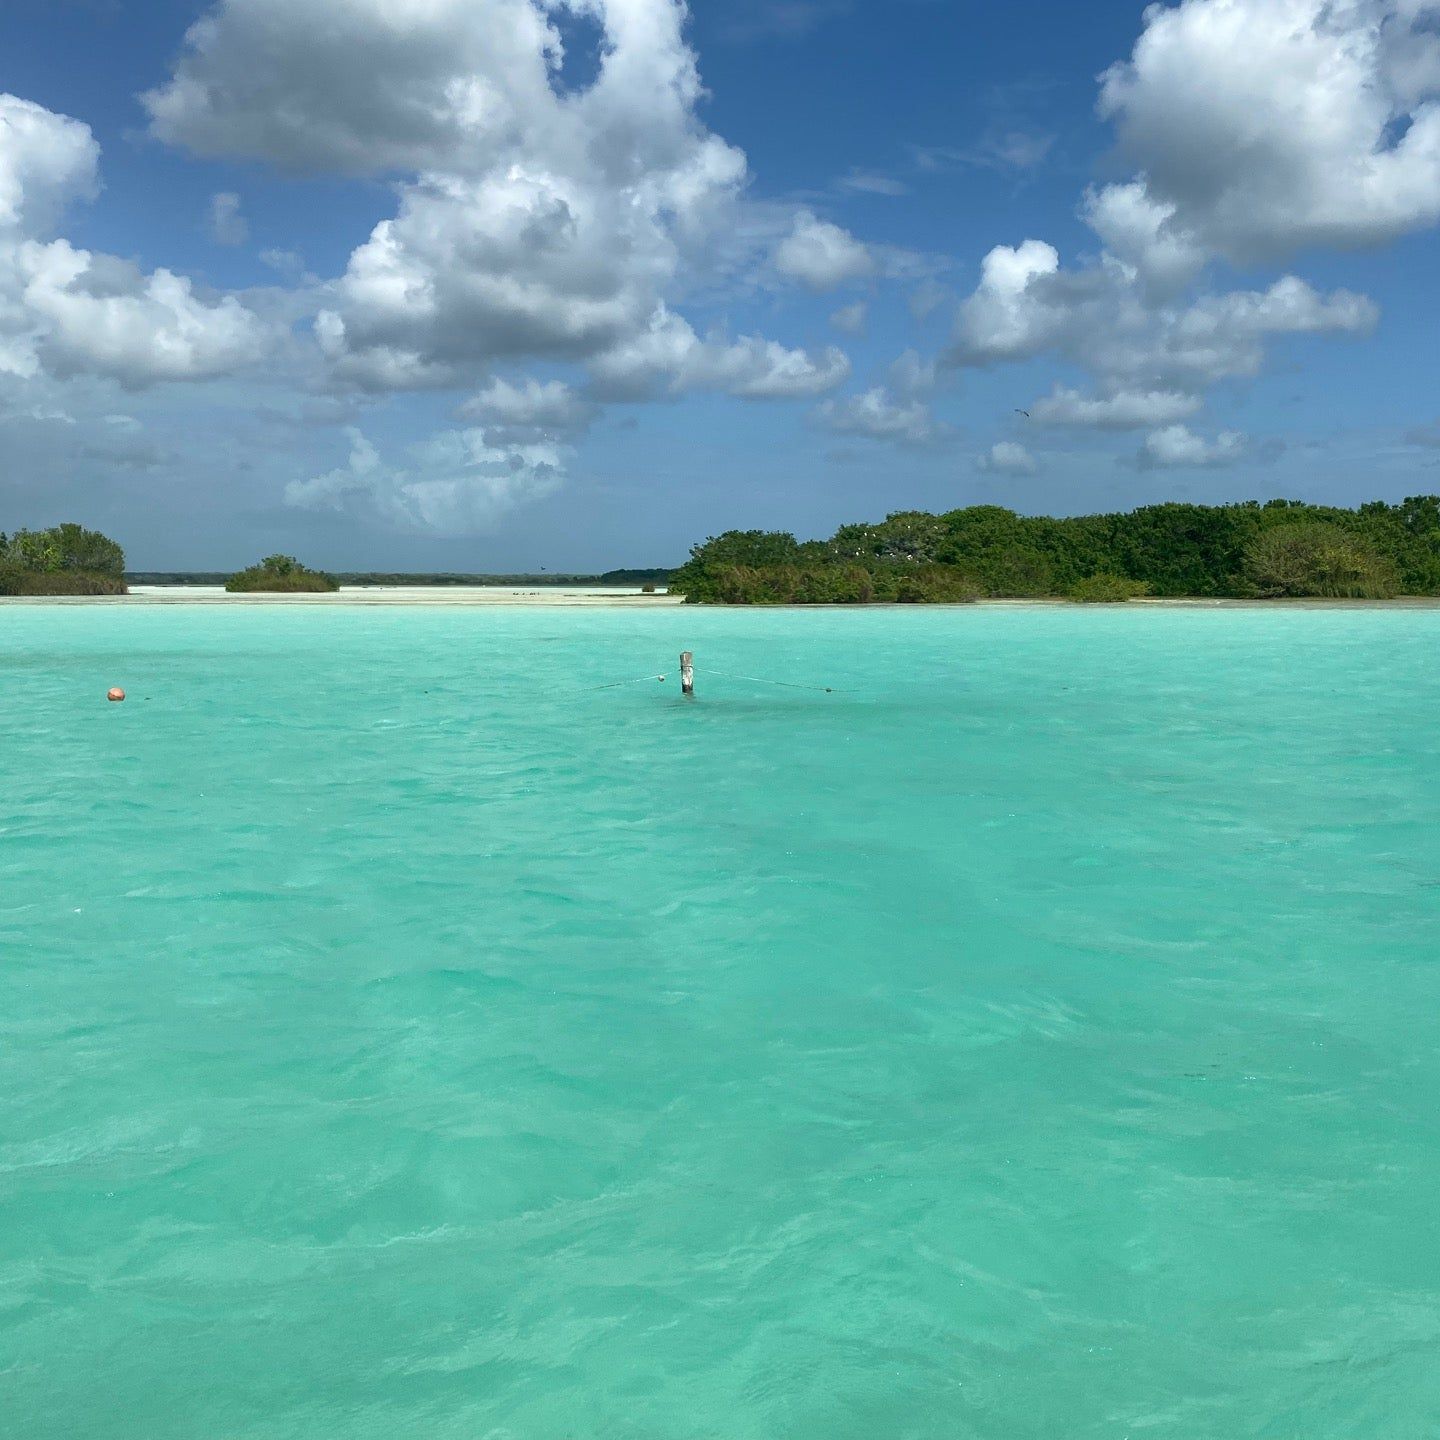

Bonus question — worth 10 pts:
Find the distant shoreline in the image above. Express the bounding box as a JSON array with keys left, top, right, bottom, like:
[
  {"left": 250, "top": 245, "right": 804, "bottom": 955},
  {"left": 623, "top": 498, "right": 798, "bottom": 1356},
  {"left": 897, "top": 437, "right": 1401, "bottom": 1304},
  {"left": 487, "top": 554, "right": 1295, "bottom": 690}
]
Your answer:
[
  {"left": 4, "top": 590, "right": 1440, "bottom": 610},
  {"left": 0, "top": 585, "right": 684, "bottom": 608}
]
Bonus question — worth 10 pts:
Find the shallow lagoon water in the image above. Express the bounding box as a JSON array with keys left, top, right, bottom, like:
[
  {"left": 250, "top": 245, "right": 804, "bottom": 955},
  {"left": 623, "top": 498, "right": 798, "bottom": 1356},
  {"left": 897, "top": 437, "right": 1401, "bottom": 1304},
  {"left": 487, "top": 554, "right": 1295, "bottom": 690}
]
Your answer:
[{"left": 2, "top": 604, "right": 1439, "bottom": 1439}]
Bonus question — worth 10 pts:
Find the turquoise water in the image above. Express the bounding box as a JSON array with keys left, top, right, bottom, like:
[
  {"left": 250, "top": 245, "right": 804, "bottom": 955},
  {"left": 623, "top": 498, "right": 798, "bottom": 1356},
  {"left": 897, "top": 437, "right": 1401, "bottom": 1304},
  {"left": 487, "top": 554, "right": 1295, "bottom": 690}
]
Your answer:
[{"left": 3, "top": 604, "right": 1439, "bottom": 1439}]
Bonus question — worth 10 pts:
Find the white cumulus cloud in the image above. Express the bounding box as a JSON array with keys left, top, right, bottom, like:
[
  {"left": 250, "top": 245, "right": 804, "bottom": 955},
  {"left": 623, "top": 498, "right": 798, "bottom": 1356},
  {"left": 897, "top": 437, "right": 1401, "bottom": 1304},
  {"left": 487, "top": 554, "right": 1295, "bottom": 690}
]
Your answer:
[
  {"left": 975, "top": 441, "right": 1039, "bottom": 476},
  {"left": 952, "top": 240, "right": 1060, "bottom": 365},
  {"left": 939, "top": 2, "right": 1438, "bottom": 441},
  {"left": 1031, "top": 386, "right": 1203, "bottom": 430},
  {"left": 816, "top": 386, "right": 942, "bottom": 445},
  {"left": 1098, "top": 0, "right": 1440, "bottom": 263},
  {"left": 1081, "top": 181, "right": 1206, "bottom": 299},
  {"left": 147, "top": 0, "right": 839, "bottom": 402},
  {"left": 456, "top": 376, "right": 594, "bottom": 435},
  {"left": 144, "top": 0, "right": 568, "bottom": 176},
  {"left": 20, "top": 242, "right": 266, "bottom": 386},
  {"left": 0, "top": 94, "right": 267, "bottom": 387},
  {"left": 1138, "top": 424, "right": 1247, "bottom": 469},
  {"left": 588, "top": 305, "right": 849, "bottom": 401},
  {"left": 951, "top": 245, "right": 1374, "bottom": 398},
  {"left": 773, "top": 210, "right": 875, "bottom": 290},
  {"left": 0, "top": 94, "right": 98, "bottom": 234},
  {"left": 286, "top": 424, "right": 564, "bottom": 534}
]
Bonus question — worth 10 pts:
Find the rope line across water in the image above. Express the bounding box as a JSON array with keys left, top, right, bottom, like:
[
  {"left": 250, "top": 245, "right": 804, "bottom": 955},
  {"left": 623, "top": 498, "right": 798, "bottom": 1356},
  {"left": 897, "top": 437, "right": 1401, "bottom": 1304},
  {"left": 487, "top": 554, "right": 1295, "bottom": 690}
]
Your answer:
[
  {"left": 700, "top": 667, "right": 837, "bottom": 694},
  {"left": 586, "top": 674, "right": 668, "bottom": 692},
  {"left": 587, "top": 669, "right": 839, "bottom": 695}
]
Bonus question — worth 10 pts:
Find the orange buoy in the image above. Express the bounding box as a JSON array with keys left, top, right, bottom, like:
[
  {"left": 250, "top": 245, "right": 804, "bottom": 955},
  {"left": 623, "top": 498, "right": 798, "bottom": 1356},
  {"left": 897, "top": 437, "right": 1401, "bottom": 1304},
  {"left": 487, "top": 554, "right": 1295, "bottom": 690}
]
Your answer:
[{"left": 107, "top": 688, "right": 126, "bottom": 703}]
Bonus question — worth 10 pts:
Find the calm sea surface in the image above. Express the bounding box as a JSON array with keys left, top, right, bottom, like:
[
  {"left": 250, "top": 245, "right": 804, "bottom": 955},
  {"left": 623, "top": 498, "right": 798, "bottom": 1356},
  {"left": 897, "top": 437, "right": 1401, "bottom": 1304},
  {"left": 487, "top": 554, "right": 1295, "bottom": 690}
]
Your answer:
[{"left": 3, "top": 605, "right": 1438, "bottom": 1439}]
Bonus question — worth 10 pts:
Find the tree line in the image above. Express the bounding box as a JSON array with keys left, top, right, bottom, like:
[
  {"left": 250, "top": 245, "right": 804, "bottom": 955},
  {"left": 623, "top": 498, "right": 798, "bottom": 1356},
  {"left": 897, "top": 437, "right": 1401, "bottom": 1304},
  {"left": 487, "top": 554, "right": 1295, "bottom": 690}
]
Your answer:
[
  {"left": 0, "top": 531, "right": 342, "bottom": 596},
  {"left": 0, "top": 524, "right": 129, "bottom": 595},
  {"left": 670, "top": 498, "right": 1440, "bottom": 604},
  {"left": 226, "top": 555, "right": 339, "bottom": 593}
]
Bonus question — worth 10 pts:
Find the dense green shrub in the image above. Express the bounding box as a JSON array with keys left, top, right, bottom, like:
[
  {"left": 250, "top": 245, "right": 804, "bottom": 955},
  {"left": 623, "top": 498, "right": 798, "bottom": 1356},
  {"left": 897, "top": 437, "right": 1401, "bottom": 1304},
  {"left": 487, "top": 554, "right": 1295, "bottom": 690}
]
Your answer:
[
  {"left": 0, "top": 566, "right": 128, "bottom": 596},
  {"left": 1069, "top": 574, "right": 1151, "bottom": 604},
  {"left": 226, "top": 555, "right": 339, "bottom": 593},
  {"left": 829, "top": 512, "right": 949, "bottom": 567},
  {"left": 1243, "top": 523, "right": 1399, "bottom": 599},
  {"left": 672, "top": 562, "right": 982, "bottom": 605},
  {"left": 875, "top": 566, "right": 983, "bottom": 603},
  {"left": 793, "top": 565, "right": 876, "bottom": 603},
  {"left": 671, "top": 497, "right": 1440, "bottom": 604},
  {"left": 0, "top": 523, "right": 128, "bottom": 595},
  {"left": 973, "top": 545, "right": 1055, "bottom": 597},
  {"left": 690, "top": 564, "right": 863, "bottom": 604}
]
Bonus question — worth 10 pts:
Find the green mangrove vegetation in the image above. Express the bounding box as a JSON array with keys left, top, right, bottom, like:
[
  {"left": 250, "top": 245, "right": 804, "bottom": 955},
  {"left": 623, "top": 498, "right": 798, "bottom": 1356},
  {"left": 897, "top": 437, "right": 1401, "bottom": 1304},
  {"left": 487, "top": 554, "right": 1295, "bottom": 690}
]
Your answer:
[
  {"left": 1068, "top": 574, "right": 1152, "bottom": 604},
  {"left": 671, "top": 497, "right": 1440, "bottom": 604},
  {"left": 0, "top": 524, "right": 128, "bottom": 595},
  {"left": 226, "top": 555, "right": 339, "bottom": 593}
]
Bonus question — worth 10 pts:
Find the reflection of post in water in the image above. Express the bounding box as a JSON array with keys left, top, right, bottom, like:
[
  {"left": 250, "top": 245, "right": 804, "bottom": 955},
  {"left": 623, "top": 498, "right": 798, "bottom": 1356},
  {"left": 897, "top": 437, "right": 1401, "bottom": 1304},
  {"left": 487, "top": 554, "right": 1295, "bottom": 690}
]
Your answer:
[{"left": 680, "top": 651, "right": 695, "bottom": 698}]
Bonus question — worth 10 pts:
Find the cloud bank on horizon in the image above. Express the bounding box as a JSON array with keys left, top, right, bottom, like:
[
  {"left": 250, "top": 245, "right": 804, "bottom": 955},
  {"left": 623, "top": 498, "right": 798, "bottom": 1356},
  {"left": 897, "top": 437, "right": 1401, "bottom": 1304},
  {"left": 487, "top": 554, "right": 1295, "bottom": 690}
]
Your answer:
[{"left": 1, "top": 0, "right": 1439, "bottom": 560}]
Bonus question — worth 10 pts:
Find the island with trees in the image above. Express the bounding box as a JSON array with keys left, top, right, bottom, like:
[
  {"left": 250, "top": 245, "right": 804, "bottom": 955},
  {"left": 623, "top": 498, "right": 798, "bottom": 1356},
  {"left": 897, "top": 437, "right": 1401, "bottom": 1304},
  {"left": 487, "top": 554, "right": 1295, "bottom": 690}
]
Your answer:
[
  {"left": 7, "top": 501, "right": 1438, "bottom": 606},
  {"left": 0, "top": 524, "right": 129, "bottom": 595},
  {"left": 226, "top": 555, "right": 340, "bottom": 593},
  {"left": 127, "top": 567, "right": 673, "bottom": 588},
  {"left": 670, "top": 497, "right": 1440, "bottom": 604}
]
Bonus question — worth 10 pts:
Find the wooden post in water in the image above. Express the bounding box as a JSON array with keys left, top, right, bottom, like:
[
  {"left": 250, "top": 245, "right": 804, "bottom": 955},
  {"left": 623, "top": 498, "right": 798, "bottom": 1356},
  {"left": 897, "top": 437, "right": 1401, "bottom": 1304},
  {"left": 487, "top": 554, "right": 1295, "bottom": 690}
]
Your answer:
[{"left": 680, "top": 651, "right": 695, "bottom": 697}]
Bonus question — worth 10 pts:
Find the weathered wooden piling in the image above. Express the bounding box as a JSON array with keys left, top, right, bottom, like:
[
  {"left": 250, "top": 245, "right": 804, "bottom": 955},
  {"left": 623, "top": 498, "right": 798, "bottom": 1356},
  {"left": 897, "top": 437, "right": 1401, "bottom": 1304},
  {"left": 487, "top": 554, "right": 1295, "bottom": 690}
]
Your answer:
[{"left": 680, "top": 651, "right": 695, "bottom": 697}]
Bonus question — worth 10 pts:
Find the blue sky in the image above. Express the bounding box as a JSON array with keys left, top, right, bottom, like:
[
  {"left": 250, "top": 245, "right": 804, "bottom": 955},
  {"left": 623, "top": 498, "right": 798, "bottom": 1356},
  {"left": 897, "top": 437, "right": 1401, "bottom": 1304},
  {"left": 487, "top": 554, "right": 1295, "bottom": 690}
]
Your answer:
[{"left": 2, "top": 0, "right": 1438, "bottom": 569}]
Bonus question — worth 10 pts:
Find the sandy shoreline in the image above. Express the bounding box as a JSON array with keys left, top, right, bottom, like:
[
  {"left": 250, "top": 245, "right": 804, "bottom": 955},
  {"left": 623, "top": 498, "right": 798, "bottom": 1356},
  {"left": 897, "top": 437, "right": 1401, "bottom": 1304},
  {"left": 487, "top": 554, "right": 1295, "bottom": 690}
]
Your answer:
[
  {"left": 0, "top": 586, "right": 686, "bottom": 608},
  {"left": 3, "top": 588, "right": 1438, "bottom": 610}
]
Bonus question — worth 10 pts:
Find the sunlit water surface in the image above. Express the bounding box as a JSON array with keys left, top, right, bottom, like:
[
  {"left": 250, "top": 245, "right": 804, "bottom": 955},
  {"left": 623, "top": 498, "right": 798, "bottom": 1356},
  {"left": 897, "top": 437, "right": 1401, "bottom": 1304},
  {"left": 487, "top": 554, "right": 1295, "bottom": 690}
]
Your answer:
[{"left": 2, "top": 605, "right": 1438, "bottom": 1439}]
